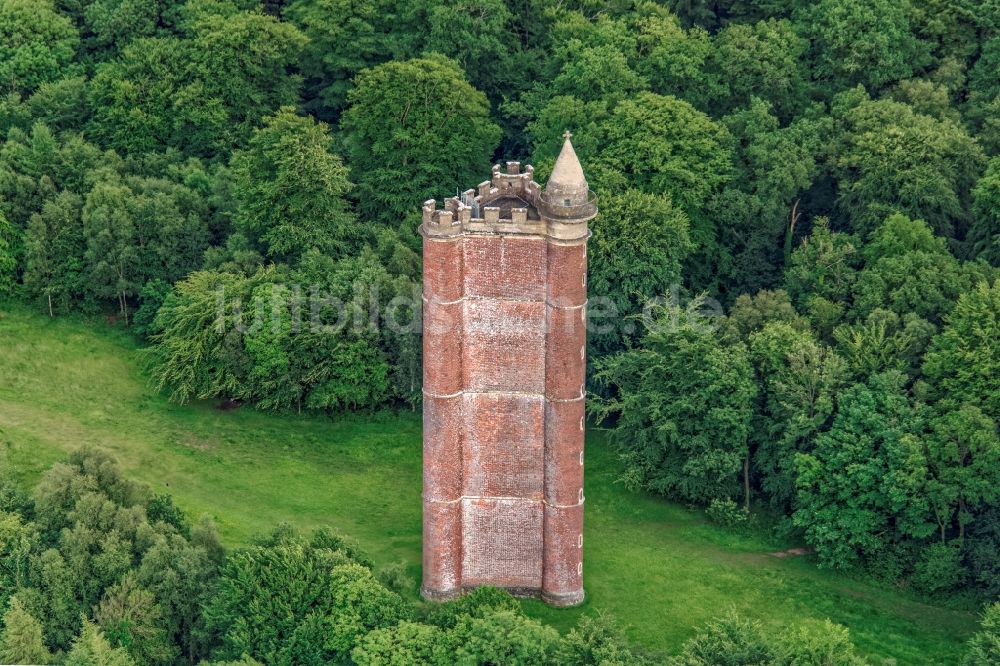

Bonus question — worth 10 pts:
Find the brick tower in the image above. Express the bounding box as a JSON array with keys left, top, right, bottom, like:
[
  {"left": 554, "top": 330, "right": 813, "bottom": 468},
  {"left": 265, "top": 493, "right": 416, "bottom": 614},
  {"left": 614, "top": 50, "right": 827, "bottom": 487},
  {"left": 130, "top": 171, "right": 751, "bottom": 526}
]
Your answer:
[{"left": 420, "top": 134, "right": 596, "bottom": 607}]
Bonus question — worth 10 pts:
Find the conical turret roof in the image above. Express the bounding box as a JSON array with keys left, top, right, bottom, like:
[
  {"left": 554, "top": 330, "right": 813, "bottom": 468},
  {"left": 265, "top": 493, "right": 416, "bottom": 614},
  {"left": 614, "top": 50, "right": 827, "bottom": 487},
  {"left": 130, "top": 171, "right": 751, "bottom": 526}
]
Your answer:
[{"left": 545, "top": 132, "right": 589, "bottom": 205}]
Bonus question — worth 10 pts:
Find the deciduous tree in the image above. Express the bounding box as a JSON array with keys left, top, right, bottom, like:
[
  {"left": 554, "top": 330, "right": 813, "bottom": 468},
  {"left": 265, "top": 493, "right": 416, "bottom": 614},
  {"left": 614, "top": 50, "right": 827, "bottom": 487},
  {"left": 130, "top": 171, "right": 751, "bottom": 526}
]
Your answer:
[
  {"left": 204, "top": 529, "right": 406, "bottom": 665},
  {"left": 0, "top": 0, "right": 79, "bottom": 95},
  {"left": 64, "top": 619, "right": 136, "bottom": 666},
  {"left": 923, "top": 280, "right": 1000, "bottom": 420},
  {"left": 709, "top": 19, "right": 809, "bottom": 119},
  {"left": 831, "top": 93, "right": 983, "bottom": 239},
  {"left": 341, "top": 56, "right": 500, "bottom": 224},
  {"left": 285, "top": 0, "right": 399, "bottom": 118},
  {"left": 793, "top": 372, "right": 931, "bottom": 568},
  {"left": 0, "top": 596, "right": 51, "bottom": 665},
  {"left": 795, "top": 0, "right": 928, "bottom": 92},
  {"left": 971, "top": 157, "right": 1000, "bottom": 264},
  {"left": 94, "top": 572, "right": 177, "bottom": 666},
  {"left": 749, "top": 321, "right": 847, "bottom": 511},
  {"left": 599, "top": 92, "right": 731, "bottom": 213},
  {"left": 82, "top": 179, "right": 141, "bottom": 323},
  {"left": 22, "top": 191, "right": 85, "bottom": 315},
  {"left": 587, "top": 189, "right": 692, "bottom": 356},
  {"left": 230, "top": 108, "right": 358, "bottom": 263},
  {"left": 0, "top": 211, "right": 16, "bottom": 295},
  {"left": 595, "top": 300, "right": 756, "bottom": 507},
  {"left": 88, "top": 10, "right": 305, "bottom": 156},
  {"left": 923, "top": 406, "right": 1000, "bottom": 543},
  {"left": 964, "top": 603, "right": 1000, "bottom": 666}
]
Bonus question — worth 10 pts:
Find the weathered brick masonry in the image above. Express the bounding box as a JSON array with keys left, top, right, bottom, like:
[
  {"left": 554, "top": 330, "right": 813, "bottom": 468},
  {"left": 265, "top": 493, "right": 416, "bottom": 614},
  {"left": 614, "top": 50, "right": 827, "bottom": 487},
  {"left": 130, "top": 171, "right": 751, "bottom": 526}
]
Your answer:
[{"left": 420, "top": 135, "right": 597, "bottom": 607}]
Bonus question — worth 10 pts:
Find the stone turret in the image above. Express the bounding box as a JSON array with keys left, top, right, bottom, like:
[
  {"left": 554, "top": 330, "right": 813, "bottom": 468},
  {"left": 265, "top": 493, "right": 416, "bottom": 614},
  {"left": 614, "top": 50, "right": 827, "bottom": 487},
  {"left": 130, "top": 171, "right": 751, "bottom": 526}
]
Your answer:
[
  {"left": 545, "top": 132, "right": 590, "bottom": 206},
  {"left": 420, "top": 135, "right": 596, "bottom": 607}
]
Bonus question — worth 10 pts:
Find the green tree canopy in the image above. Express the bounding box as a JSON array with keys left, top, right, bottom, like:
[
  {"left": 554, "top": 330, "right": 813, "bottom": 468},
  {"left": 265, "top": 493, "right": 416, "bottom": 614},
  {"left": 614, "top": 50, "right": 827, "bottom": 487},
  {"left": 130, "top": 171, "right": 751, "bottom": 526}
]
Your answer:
[
  {"left": 230, "top": 108, "right": 359, "bottom": 263},
  {"left": 633, "top": 7, "right": 716, "bottom": 110},
  {"left": 204, "top": 528, "right": 407, "bottom": 665},
  {"left": 971, "top": 157, "right": 1000, "bottom": 264},
  {"left": 87, "top": 9, "right": 305, "bottom": 156},
  {"left": 419, "top": 0, "right": 515, "bottom": 98},
  {"left": 82, "top": 179, "right": 141, "bottom": 322},
  {"left": 666, "top": 611, "right": 773, "bottom": 666},
  {"left": 923, "top": 405, "right": 1000, "bottom": 544},
  {"left": 351, "top": 620, "right": 445, "bottom": 665},
  {"left": 712, "top": 99, "right": 830, "bottom": 295},
  {"left": 595, "top": 300, "right": 757, "bottom": 506},
  {"left": 793, "top": 372, "right": 931, "bottom": 568},
  {"left": 709, "top": 19, "right": 809, "bottom": 119},
  {"left": 831, "top": 93, "right": 983, "bottom": 239},
  {"left": 923, "top": 280, "right": 1000, "bottom": 420},
  {"left": 22, "top": 191, "right": 85, "bottom": 315},
  {"left": 0, "top": 0, "right": 79, "bottom": 95},
  {"left": 94, "top": 572, "right": 176, "bottom": 665},
  {"left": 966, "top": 35, "right": 1000, "bottom": 153},
  {"left": 749, "top": 321, "right": 847, "bottom": 512},
  {"left": 285, "top": 0, "right": 400, "bottom": 118},
  {"left": 784, "top": 219, "right": 861, "bottom": 316},
  {"left": 0, "top": 595, "right": 51, "bottom": 665},
  {"left": 587, "top": 188, "right": 693, "bottom": 356},
  {"left": 851, "top": 214, "right": 994, "bottom": 325},
  {"left": 451, "top": 609, "right": 561, "bottom": 665},
  {"left": 598, "top": 92, "right": 731, "bottom": 212},
  {"left": 64, "top": 619, "right": 136, "bottom": 666},
  {"left": 965, "top": 603, "right": 1000, "bottom": 666},
  {"left": 795, "top": 0, "right": 928, "bottom": 92},
  {"left": 0, "top": 211, "right": 17, "bottom": 295},
  {"left": 341, "top": 55, "right": 501, "bottom": 223}
]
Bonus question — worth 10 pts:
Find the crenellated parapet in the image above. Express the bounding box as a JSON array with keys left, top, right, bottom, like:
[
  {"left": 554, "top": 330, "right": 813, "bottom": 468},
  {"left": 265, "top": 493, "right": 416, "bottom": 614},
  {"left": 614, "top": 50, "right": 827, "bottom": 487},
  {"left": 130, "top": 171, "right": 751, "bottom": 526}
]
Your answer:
[
  {"left": 487, "top": 160, "right": 541, "bottom": 201},
  {"left": 421, "top": 160, "right": 594, "bottom": 242}
]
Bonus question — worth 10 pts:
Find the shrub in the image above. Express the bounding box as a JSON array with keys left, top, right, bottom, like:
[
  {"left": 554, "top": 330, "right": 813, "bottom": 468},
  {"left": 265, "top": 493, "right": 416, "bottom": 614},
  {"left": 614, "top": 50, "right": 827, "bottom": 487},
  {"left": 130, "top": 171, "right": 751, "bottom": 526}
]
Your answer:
[
  {"left": 706, "top": 498, "right": 750, "bottom": 528},
  {"left": 965, "top": 603, "right": 1000, "bottom": 666},
  {"left": 912, "top": 543, "right": 966, "bottom": 594}
]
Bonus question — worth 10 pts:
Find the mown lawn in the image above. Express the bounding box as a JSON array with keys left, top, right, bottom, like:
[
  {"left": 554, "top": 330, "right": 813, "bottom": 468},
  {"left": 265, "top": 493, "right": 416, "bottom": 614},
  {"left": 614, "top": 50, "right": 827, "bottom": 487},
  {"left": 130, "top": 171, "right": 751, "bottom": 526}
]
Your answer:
[{"left": 0, "top": 304, "right": 978, "bottom": 663}]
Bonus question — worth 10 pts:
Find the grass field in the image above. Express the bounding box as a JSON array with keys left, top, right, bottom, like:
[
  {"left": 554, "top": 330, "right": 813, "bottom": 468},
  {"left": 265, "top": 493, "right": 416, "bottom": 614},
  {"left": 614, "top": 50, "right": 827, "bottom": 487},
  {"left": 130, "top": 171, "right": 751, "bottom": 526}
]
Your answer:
[{"left": 0, "top": 304, "right": 979, "bottom": 663}]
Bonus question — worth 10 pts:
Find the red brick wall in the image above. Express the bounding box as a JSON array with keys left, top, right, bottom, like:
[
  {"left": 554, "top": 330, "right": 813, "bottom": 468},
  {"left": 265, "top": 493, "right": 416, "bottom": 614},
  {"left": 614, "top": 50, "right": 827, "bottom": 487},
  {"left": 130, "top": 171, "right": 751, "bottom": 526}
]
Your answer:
[
  {"left": 422, "top": 235, "right": 463, "bottom": 599},
  {"left": 422, "top": 221, "right": 587, "bottom": 607},
  {"left": 542, "top": 240, "right": 586, "bottom": 605}
]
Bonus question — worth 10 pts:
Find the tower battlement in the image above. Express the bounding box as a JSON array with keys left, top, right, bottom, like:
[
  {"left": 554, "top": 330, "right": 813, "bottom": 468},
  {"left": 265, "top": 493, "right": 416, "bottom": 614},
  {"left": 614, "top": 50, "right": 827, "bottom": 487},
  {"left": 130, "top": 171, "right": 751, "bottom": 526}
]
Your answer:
[
  {"left": 422, "top": 158, "right": 595, "bottom": 241},
  {"left": 421, "top": 134, "right": 595, "bottom": 608}
]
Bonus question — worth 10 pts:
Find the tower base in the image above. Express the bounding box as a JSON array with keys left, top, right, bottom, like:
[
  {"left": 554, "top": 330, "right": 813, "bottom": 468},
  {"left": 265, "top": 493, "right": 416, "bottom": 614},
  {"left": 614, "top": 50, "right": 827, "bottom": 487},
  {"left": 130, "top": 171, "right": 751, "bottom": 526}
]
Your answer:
[
  {"left": 420, "top": 584, "right": 585, "bottom": 608},
  {"left": 541, "top": 588, "right": 586, "bottom": 608},
  {"left": 419, "top": 585, "right": 464, "bottom": 602}
]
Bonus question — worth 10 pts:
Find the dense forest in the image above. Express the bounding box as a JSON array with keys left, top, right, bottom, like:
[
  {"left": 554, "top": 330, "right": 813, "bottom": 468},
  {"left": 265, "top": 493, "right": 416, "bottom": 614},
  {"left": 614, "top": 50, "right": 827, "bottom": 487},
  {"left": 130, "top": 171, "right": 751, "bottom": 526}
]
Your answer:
[{"left": 0, "top": 0, "right": 999, "bottom": 660}]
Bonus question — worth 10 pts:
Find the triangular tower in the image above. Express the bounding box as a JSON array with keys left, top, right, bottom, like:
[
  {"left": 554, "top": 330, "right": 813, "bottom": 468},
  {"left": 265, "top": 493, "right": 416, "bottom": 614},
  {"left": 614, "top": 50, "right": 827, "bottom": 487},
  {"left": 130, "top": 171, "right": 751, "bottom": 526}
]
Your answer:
[{"left": 420, "top": 135, "right": 596, "bottom": 606}]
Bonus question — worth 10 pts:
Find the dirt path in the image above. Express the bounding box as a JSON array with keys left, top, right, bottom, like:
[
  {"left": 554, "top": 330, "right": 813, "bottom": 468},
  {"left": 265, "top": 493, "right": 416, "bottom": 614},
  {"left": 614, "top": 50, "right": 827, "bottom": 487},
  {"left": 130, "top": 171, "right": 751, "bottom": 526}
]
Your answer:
[{"left": 767, "top": 547, "right": 814, "bottom": 558}]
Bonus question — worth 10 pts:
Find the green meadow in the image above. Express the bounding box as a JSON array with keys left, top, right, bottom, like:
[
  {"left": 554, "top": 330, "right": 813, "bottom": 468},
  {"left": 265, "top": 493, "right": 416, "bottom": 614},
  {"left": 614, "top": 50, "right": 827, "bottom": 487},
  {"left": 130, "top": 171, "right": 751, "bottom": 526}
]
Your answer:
[{"left": 0, "top": 305, "right": 977, "bottom": 663}]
